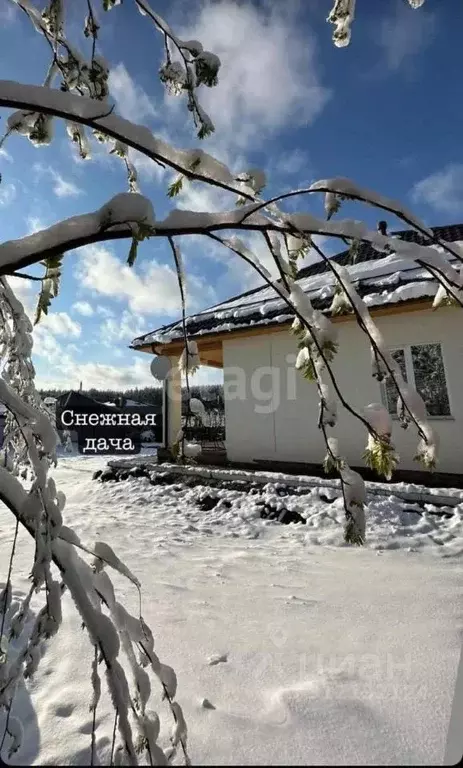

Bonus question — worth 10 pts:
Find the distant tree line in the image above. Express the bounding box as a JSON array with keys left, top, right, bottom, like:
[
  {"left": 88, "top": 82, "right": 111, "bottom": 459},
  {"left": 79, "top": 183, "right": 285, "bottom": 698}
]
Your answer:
[{"left": 39, "top": 384, "right": 224, "bottom": 411}]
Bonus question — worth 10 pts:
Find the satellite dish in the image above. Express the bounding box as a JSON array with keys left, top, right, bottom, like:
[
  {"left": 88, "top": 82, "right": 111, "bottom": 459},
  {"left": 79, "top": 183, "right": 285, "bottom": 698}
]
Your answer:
[{"left": 150, "top": 355, "right": 172, "bottom": 382}]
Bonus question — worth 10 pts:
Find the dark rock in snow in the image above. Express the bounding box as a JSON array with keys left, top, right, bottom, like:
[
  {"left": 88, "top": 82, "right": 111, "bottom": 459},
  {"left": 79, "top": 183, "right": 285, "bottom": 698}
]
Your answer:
[
  {"left": 92, "top": 470, "right": 102, "bottom": 480},
  {"left": 232, "top": 481, "right": 250, "bottom": 492},
  {"left": 149, "top": 472, "right": 178, "bottom": 485},
  {"left": 129, "top": 466, "right": 148, "bottom": 478},
  {"left": 260, "top": 503, "right": 306, "bottom": 525},
  {"left": 278, "top": 508, "right": 306, "bottom": 525},
  {"left": 100, "top": 469, "right": 117, "bottom": 483},
  {"left": 318, "top": 493, "right": 337, "bottom": 505},
  {"left": 196, "top": 495, "right": 220, "bottom": 511}
]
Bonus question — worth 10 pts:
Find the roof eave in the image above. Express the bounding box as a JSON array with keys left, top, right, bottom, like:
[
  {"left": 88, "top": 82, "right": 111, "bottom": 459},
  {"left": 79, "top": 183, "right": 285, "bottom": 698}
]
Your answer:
[{"left": 132, "top": 296, "right": 442, "bottom": 356}]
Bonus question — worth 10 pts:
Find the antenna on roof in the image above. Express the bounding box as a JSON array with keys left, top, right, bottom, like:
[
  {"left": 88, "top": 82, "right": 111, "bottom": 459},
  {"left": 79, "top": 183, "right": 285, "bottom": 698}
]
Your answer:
[{"left": 377, "top": 220, "right": 388, "bottom": 236}]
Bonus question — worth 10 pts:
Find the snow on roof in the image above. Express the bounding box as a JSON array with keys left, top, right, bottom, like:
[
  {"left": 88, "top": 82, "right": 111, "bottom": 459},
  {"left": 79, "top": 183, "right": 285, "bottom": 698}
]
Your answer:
[
  {"left": 105, "top": 398, "right": 155, "bottom": 409},
  {"left": 132, "top": 223, "right": 463, "bottom": 349}
]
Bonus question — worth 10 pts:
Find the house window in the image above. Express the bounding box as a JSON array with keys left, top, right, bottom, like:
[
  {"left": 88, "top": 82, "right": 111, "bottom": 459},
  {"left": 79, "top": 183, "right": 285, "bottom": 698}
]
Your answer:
[{"left": 381, "top": 343, "right": 451, "bottom": 418}]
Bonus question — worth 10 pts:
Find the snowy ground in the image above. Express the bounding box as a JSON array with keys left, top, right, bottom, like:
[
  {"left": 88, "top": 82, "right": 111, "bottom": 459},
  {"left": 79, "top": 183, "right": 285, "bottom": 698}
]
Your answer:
[{"left": 1, "top": 452, "right": 462, "bottom": 765}]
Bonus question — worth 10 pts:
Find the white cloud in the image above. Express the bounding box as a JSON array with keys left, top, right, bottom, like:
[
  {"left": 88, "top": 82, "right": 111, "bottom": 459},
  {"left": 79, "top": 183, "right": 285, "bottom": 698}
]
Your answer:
[
  {"left": 96, "top": 304, "right": 115, "bottom": 318},
  {"left": 34, "top": 349, "right": 225, "bottom": 390},
  {"left": 378, "top": 1, "right": 436, "bottom": 72},
  {"left": 72, "top": 301, "right": 94, "bottom": 317},
  {"left": 411, "top": 164, "right": 463, "bottom": 216},
  {"left": 100, "top": 309, "right": 150, "bottom": 346},
  {"left": 6, "top": 276, "right": 36, "bottom": 316},
  {"left": 41, "top": 312, "right": 81, "bottom": 338},
  {"left": 26, "top": 216, "right": 47, "bottom": 234},
  {"left": 175, "top": 0, "right": 330, "bottom": 149},
  {"left": 4, "top": 278, "right": 154, "bottom": 393},
  {"left": 5, "top": 279, "right": 219, "bottom": 392},
  {"left": 129, "top": 149, "right": 166, "bottom": 182},
  {"left": 51, "top": 171, "right": 83, "bottom": 198},
  {"left": 0, "top": 147, "right": 13, "bottom": 163},
  {"left": 75, "top": 244, "right": 215, "bottom": 316},
  {"left": 35, "top": 357, "right": 158, "bottom": 392},
  {"left": 273, "top": 148, "right": 310, "bottom": 178},
  {"left": 33, "top": 163, "right": 83, "bottom": 197},
  {"left": 0, "top": 182, "right": 16, "bottom": 206},
  {"left": 7, "top": 275, "right": 80, "bottom": 338},
  {"left": 176, "top": 177, "right": 232, "bottom": 214},
  {"left": 5, "top": 277, "right": 85, "bottom": 392},
  {"left": 108, "top": 63, "right": 157, "bottom": 122},
  {"left": 33, "top": 326, "right": 70, "bottom": 361}
]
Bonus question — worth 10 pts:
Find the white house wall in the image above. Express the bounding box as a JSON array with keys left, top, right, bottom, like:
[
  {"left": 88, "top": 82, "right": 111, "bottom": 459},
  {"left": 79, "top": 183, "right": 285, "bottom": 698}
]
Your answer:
[{"left": 222, "top": 307, "right": 463, "bottom": 474}]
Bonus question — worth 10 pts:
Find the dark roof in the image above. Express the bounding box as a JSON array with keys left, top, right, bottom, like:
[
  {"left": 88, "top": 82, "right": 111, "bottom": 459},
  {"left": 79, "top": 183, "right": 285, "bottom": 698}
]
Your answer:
[
  {"left": 132, "top": 223, "right": 463, "bottom": 348},
  {"left": 296, "top": 222, "right": 463, "bottom": 280},
  {"left": 56, "top": 391, "right": 121, "bottom": 413}
]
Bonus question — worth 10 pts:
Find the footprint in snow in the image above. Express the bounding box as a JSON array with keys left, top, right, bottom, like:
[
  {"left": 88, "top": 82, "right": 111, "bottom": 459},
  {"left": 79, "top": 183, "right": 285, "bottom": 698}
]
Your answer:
[
  {"left": 54, "top": 703, "right": 75, "bottom": 718},
  {"left": 283, "top": 595, "right": 319, "bottom": 606},
  {"left": 207, "top": 653, "right": 228, "bottom": 666},
  {"left": 80, "top": 716, "right": 103, "bottom": 734}
]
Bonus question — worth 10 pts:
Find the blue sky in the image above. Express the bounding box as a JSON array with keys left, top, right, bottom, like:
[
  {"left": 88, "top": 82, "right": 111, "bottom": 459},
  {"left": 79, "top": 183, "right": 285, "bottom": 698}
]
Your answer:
[{"left": 0, "top": 0, "right": 461, "bottom": 391}]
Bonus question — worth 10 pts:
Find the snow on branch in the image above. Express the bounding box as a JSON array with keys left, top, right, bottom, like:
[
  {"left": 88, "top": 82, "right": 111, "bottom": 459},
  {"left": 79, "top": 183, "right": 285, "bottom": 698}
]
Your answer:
[
  {"left": 327, "top": 0, "right": 356, "bottom": 48},
  {"left": 307, "top": 178, "right": 434, "bottom": 239},
  {"left": 0, "top": 192, "right": 156, "bottom": 273},
  {"left": 0, "top": 462, "right": 190, "bottom": 765},
  {"left": 0, "top": 79, "right": 242, "bottom": 196},
  {"left": 0, "top": 254, "right": 188, "bottom": 764},
  {"left": 327, "top": 0, "right": 425, "bottom": 48},
  {"left": 0, "top": 191, "right": 459, "bottom": 277}
]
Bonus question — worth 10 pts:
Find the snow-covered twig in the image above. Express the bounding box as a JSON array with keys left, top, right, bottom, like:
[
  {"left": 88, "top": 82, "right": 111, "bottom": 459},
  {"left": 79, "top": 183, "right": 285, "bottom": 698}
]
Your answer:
[
  {"left": 237, "top": 179, "right": 463, "bottom": 269},
  {"left": 134, "top": 0, "right": 217, "bottom": 139},
  {"left": 90, "top": 645, "right": 99, "bottom": 767},
  {"left": 327, "top": 0, "right": 425, "bottom": 48},
  {"left": 0, "top": 268, "right": 188, "bottom": 764},
  {"left": 206, "top": 231, "right": 382, "bottom": 441},
  {"left": 0, "top": 519, "right": 19, "bottom": 645},
  {"left": 110, "top": 711, "right": 118, "bottom": 766},
  {"left": 167, "top": 237, "right": 197, "bottom": 461},
  {"left": 0, "top": 79, "right": 242, "bottom": 198},
  {"left": 309, "top": 239, "right": 430, "bottom": 443}
]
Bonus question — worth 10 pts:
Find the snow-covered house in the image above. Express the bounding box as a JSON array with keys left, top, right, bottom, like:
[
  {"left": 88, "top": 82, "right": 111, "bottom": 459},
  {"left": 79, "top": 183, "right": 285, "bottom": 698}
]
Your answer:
[{"left": 132, "top": 223, "right": 463, "bottom": 478}]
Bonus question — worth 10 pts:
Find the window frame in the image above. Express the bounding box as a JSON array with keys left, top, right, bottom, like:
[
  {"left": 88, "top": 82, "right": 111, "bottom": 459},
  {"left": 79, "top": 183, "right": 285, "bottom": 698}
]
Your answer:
[{"left": 380, "top": 342, "right": 453, "bottom": 420}]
